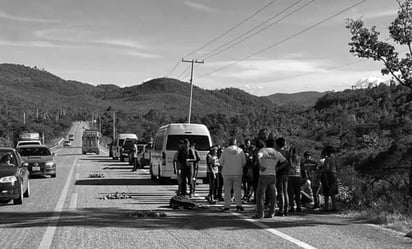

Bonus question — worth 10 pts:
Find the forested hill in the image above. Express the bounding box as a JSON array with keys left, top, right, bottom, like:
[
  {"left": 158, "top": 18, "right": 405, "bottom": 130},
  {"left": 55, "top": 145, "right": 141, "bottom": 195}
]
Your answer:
[{"left": 265, "top": 91, "right": 327, "bottom": 107}]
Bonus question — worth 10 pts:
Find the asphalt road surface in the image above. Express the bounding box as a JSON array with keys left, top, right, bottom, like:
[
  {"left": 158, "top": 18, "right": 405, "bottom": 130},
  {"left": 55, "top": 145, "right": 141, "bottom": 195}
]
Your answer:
[{"left": 0, "top": 122, "right": 411, "bottom": 249}]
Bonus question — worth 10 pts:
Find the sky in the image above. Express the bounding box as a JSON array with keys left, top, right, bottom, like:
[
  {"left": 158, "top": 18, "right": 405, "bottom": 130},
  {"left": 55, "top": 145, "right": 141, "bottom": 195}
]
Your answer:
[{"left": 0, "top": 0, "right": 403, "bottom": 96}]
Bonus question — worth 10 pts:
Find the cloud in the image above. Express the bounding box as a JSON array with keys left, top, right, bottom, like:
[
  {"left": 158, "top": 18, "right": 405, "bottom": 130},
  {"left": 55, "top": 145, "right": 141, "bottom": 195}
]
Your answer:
[
  {"left": 127, "top": 51, "right": 161, "bottom": 59},
  {"left": 203, "top": 59, "right": 329, "bottom": 80},
  {"left": 0, "top": 10, "right": 59, "bottom": 23},
  {"left": 183, "top": 1, "right": 217, "bottom": 13}
]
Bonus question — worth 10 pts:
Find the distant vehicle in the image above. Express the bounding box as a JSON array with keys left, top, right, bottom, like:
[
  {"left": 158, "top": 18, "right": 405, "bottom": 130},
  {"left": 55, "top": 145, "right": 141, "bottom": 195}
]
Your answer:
[
  {"left": 68, "top": 134, "right": 74, "bottom": 141},
  {"left": 16, "top": 140, "right": 42, "bottom": 148},
  {"left": 123, "top": 138, "right": 138, "bottom": 165},
  {"left": 16, "top": 132, "right": 43, "bottom": 148},
  {"left": 82, "top": 129, "right": 100, "bottom": 155},
  {"left": 63, "top": 140, "right": 71, "bottom": 147},
  {"left": 127, "top": 143, "right": 149, "bottom": 166},
  {"left": 111, "top": 134, "right": 138, "bottom": 161},
  {"left": 0, "top": 148, "right": 30, "bottom": 205},
  {"left": 18, "top": 145, "right": 56, "bottom": 178},
  {"left": 150, "top": 123, "right": 212, "bottom": 183}
]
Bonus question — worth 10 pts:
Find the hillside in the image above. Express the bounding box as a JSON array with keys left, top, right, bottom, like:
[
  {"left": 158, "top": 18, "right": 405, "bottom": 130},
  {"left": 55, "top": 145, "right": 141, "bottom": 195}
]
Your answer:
[{"left": 265, "top": 91, "right": 327, "bottom": 107}]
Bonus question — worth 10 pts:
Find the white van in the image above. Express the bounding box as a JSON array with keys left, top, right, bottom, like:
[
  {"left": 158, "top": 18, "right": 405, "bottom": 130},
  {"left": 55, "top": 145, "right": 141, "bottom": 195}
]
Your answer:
[
  {"left": 150, "top": 123, "right": 212, "bottom": 183},
  {"left": 111, "top": 133, "right": 138, "bottom": 161}
]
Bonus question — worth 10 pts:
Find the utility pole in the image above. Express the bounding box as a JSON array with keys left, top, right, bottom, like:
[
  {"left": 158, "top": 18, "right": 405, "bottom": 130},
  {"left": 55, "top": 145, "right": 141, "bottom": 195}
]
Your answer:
[
  {"left": 182, "top": 58, "right": 204, "bottom": 124},
  {"left": 112, "top": 111, "right": 116, "bottom": 141}
]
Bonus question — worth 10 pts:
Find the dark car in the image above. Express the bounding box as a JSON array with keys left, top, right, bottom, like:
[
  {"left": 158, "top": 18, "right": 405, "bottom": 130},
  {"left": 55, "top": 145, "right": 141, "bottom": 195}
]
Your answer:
[
  {"left": 0, "top": 148, "right": 30, "bottom": 205},
  {"left": 122, "top": 138, "right": 137, "bottom": 163},
  {"left": 18, "top": 145, "right": 56, "bottom": 178}
]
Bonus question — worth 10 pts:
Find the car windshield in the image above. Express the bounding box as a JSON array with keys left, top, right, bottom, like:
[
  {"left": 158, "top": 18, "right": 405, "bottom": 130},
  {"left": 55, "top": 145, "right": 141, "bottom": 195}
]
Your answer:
[
  {"left": 18, "top": 147, "right": 51, "bottom": 156},
  {"left": 0, "top": 150, "right": 17, "bottom": 166}
]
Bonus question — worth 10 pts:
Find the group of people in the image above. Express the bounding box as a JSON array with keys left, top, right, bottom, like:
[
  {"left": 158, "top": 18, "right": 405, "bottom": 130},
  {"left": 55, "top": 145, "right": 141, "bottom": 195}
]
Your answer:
[{"left": 173, "top": 136, "right": 339, "bottom": 219}]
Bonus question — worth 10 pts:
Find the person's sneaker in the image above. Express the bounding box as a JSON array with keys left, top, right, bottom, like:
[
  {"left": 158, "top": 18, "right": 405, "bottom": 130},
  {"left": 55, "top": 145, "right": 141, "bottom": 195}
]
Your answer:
[
  {"left": 218, "top": 197, "right": 224, "bottom": 202},
  {"left": 275, "top": 211, "right": 284, "bottom": 216},
  {"left": 223, "top": 207, "right": 230, "bottom": 211},
  {"left": 236, "top": 206, "right": 244, "bottom": 211}
]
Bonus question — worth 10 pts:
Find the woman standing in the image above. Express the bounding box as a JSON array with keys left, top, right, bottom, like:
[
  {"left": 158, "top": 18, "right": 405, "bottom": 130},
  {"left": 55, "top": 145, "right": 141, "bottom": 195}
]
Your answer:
[{"left": 320, "top": 146, "right": 338, "bottom": 212}]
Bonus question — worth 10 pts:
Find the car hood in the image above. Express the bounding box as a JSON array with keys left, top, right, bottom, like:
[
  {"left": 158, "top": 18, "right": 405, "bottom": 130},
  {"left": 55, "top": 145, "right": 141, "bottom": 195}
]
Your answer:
[
  {"left": 21, "top": 156, "right": 54, "bottom": 162},
  {"left": 0, "top": 166, "right": 18, "bottom": 177}
]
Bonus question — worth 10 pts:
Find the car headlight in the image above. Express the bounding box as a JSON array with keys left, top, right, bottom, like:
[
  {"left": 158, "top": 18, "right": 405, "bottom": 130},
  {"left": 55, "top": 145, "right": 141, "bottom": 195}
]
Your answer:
[
  {"left": 45, "top": 161, "right": 55, "bottom": 167},
  {"left": 0, "top": 176, "right": 17, "bottom": 185}
]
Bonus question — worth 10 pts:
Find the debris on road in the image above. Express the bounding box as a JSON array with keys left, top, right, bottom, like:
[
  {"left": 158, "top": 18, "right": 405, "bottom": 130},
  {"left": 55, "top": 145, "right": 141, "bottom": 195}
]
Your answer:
[
  {"left": 100, "top": 192, "right": 131, "bottom": 200},
  {"left": 88, "top": 171, "right": 105, "bottom": 178},
  {"left": 128, "top": 210, "right": 167, "bottom": 218}
]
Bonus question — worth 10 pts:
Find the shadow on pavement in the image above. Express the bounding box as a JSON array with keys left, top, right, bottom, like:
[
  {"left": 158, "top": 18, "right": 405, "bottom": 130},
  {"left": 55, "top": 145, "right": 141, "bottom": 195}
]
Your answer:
[
  {"left": 75, "top": 178, "right": 158, "bottom": 185},
  {"left": 0, "top": 207, "right": 354, "bottom": 230}
]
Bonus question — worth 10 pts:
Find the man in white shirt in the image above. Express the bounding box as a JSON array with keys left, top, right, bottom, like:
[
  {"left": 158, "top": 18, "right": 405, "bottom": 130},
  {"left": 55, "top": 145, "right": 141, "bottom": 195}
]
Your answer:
[{"left": 253, "top": 138, "right": 288, "bottom": 219}]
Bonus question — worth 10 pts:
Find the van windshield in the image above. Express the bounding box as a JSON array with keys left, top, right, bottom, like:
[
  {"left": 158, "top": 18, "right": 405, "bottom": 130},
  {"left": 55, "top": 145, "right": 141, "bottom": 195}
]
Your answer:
[{"left": 166, "top": 135, "right": 210, "bottom": 151}]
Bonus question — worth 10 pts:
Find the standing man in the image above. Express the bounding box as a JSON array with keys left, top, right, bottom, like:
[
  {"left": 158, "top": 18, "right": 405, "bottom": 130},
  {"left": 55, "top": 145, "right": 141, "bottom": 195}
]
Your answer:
[
  {"left": 177, "top": 139, "right": 195, "bottom": 198},
  {"left": 220, "top": 138, "right": 246, "bottom": 211},
  {"left": 253, "top": 138, "right": 287, "bottom": 219},
  {"left": 189, "top": 142, "right": 200, "bottom": 196},
  {"left": 131, "top": 141, "right": 140, "bottom": 172},
  {"left": 275, "top": 137, "right": 290, "bottom": 216},
  {"left": 173, "top": 140, "right": 184, "bottom": 195}
]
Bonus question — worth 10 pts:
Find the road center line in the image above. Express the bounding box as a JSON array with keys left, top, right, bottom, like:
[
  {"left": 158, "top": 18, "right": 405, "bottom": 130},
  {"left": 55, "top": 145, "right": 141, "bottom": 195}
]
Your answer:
[
  {"left": 232, "top": 213, "right": 318, "bottom": 249},
  {"left": 38, "top": 156, "right": 78, "bottom": 249}
]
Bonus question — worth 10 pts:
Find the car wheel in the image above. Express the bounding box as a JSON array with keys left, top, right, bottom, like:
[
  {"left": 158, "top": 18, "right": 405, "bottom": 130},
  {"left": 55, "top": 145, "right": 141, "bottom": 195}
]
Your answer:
[
  {"left": 0, "top": 199, "right": 11, "bottom": 204},
  {"left": 51, "top": 174, "right": 56, "bottom": 178},
  {"left": 13, "top": 183, "right": 23, "bottom": 205},
  {"left": 23, "top": 180, "right": 30, "bottom": 198}
]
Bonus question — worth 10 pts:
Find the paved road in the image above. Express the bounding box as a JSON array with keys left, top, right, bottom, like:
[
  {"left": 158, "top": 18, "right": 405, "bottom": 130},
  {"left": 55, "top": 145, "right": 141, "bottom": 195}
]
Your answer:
[{"left": 0, "top": 122, "right": 411, "bottom": 249}]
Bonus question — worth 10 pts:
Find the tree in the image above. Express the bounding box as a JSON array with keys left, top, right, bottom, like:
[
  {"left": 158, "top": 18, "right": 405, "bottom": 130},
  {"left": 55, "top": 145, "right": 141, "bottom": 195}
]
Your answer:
[
  {"left": 346, "top": 0, "right": 412, "bottom": 90},
  {"left": 346, "top": 0, "right": 412, "bottom": 198}
]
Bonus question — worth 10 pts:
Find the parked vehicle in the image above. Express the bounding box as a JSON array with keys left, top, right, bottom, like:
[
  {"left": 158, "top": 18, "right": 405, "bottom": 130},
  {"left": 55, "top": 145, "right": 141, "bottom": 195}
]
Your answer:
[
  {"left": 16, "top": 131, "right": 43, "bottom": 148},
  {"left": 82, "top": 129, "right": 100, "bottom": 155},
  {"left": 111, "top": 134, "right": 137, "bottom": 161},
  {"left": 63, "top": 140, "right": 71, "bottom": 147},
  {"left": 127, "top": 143, "right": 150, "bottom": 167},
  {"left": 0, "top": 148, "right": 30, "bottom": 205},
  {"left": 150, "top": 123, "right": 212, "bottom": 183},
  {"left": 18, "top": 145, "right": 56, "bottom": 178},
  {"left": 123, "top": 138, "right": 138, "bottom": 165}
]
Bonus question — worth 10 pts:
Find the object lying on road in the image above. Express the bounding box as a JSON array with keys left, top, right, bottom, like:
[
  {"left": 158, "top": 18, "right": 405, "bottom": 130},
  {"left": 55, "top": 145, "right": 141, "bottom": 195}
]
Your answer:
[
  {"left": 100, "top": 192, "right": 131, "bottom": 200},
  {"left": 88, "top": 171, "right": 105, "bottom": 178},
  {"left": 129, "top": 210, "right": 167, "bottom": 218},
  {"left": 169, "top": 195, "right": 197, "bottom": 210}
]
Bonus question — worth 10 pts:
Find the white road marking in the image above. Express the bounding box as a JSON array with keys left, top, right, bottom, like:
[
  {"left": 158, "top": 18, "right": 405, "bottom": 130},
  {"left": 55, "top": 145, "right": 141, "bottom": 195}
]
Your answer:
[
  {"left": 69, "top": 192, "right": 78, "bottom": 210},
  {"left": 38, "top": 157, "right": 78, "bottom": 249},
  {"left": 232, "top": 213, "right": 318, "bottom": 249}
]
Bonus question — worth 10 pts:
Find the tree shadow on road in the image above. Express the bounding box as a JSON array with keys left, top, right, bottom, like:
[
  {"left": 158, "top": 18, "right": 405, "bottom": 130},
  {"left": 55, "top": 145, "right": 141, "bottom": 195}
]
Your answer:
[{"left": 0, "top": 206, "right": 355, "bottom": 230}]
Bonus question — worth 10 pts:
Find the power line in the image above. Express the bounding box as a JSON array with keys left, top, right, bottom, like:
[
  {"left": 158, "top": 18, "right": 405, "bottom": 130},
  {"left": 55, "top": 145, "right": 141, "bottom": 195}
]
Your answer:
[
  {"left": 198, "top": 0, "right": 368, "bottom": 79},
  {"left": 166, "top": 59, "right": 181, "bottom": 77},
  {"left": 183, "top": 0, "right": 279, "bottom": 58},
  {"left": 201, "top": 0, "right": 312, "bottom": 61}
]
